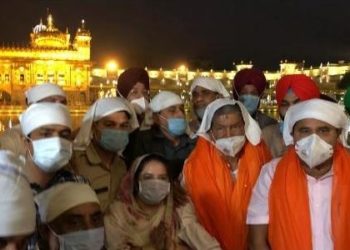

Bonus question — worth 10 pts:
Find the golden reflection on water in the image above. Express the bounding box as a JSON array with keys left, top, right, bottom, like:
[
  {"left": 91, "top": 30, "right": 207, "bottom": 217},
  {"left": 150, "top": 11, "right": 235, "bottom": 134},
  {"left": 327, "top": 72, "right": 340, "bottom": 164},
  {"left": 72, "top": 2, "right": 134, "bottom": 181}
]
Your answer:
[{"left": 0, "top": 106, "right": 279, "bottom": 134}]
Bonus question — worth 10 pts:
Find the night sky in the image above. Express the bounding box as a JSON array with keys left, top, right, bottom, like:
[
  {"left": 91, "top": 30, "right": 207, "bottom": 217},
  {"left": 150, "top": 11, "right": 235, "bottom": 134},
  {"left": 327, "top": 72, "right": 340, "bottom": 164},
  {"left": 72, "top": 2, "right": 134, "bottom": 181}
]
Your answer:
[{"left": 1, "top": 0, "right": 350, "bottom": 71}]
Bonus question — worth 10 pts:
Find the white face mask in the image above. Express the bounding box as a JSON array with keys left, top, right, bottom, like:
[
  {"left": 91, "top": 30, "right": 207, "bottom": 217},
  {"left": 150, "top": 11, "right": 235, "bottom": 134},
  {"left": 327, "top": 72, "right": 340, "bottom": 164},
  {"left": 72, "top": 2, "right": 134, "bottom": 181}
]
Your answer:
[
  {"left": 138, "top": 179, "right": 170, "bottom": 205},
  {"left": 131, "top": 97, "right": 148, "bottom": 113},
  {"left": 215, "top": 135, "right": 246, "bottom": 157},
  {"left": 30, "top": 137, "right": 72, "bottom": 173},
  {"left": 295, "top": 134, "right": 334, "bottom": 168},
  {"left": 56, "top": 227, "right": 105, "bottom": 250}
]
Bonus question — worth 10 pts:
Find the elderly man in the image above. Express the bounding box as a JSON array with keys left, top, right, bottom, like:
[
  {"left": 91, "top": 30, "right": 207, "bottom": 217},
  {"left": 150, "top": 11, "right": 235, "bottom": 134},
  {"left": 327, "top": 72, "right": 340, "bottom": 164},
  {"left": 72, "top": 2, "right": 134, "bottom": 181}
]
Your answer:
[
  {"left": 233, "top": 68, "right": 277, "bottom": 129},
  {"left": 183, "top": 98, "right": 271, "bottom": 250},
  {"left": 189, "top": 76, "right": 230, "bottom": 135},
  {"left": 262, "top": 74, "right": 320, "bottom": 157},
  {"left": 35, "top": 182, "right": 104, "bottom": 250},
  {"left": 247, "top": 99, "right": 350, "bottom": 250},
  {"left": 0, "top": 150, "right": 36, "bottom": 250},
  {"left": 0, "top": 83, "right": 67, "bottom": 156},
  {"left": 130, "top": 90, "right": 195, "bottom": 179}
]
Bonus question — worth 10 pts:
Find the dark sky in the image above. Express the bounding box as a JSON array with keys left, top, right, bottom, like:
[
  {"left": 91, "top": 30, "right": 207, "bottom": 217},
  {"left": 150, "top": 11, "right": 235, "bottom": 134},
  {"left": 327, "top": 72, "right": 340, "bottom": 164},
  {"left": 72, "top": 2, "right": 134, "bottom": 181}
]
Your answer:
[{"left": 1, "top": 0, "right": 350, "bottom": 70}]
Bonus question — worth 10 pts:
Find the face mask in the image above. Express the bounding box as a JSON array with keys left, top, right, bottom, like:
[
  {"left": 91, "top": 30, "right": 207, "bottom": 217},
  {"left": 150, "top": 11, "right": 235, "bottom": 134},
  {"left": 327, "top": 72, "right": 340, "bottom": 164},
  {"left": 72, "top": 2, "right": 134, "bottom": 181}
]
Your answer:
[
  {"left": 56, "top": 227, "right": 105, "bottom": 250},
  {"left": 295, "top": 134, "right": 334, "bottom": 168},
  {"left": 30, "top": 137, "right": 72, "bottom": 173},
  {"left": 215, "top": 135, "right": 246, "bottom": 157},
  {"left": 99, "top": 128, "right": 129, "bottom": 152},
  {"left": 138, "top": 179, "right": 170, "bottom": 205},
  {"left": 131, "top": 97, "right": 148, "bottom": 114},
  {"left": 163, "top": 117, "right": 187, "bottom": 137},
  {"left": 239, "top": 94, "right": 260, "bottom": 114},
  {"left": 194, "top": 106, "right": 207, "bottom": 120}
]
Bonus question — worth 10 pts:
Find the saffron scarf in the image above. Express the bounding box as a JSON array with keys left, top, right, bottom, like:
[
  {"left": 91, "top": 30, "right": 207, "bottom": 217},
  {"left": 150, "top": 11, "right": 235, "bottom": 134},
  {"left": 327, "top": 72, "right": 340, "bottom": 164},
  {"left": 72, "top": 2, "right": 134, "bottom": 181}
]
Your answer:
[
  {"left": 269, "top": 144, "right": 350, "bottom": 250},
  {"left": 184, "top": 136, "right": 271, "bottom": 250}
]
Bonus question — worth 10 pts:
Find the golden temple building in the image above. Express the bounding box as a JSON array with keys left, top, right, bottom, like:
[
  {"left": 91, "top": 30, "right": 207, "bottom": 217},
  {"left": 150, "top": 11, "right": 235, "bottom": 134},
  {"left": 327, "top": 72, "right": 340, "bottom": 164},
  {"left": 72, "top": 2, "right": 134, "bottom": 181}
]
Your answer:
[{"left": 0, "top": 14, "right": 91, "bottom": 106}]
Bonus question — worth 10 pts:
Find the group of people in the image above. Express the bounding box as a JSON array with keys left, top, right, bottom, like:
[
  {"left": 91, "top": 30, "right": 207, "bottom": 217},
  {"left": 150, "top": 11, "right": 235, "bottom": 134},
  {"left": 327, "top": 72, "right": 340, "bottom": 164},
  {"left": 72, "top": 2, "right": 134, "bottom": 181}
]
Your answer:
[{"left": 1, "top": 66, "right": 350, "bottom": 250}]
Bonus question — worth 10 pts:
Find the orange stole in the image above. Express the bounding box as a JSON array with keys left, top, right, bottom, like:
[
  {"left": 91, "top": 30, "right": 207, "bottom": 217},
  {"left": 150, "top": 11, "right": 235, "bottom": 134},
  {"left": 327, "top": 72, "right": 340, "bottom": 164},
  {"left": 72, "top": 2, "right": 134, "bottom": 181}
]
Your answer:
[
  {"left": 184, "top": 136, "right": 271, "bottom": 250},
  {"left": 269, "top": 144, "right": 350, "bottom": 250}
]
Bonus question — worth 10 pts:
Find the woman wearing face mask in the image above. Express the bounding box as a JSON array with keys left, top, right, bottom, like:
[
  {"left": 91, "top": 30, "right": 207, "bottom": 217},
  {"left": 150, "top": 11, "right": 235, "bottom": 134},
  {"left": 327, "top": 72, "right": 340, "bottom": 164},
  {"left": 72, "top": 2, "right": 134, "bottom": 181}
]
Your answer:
[
  {"left": 73, "top": 97, "right": 139, "bottom": 211},
  {"left": 35, "top": 182, "right": 105, "bottom": 250},
  {"left": 182, "top": 98, "right": 271, "bottom": 250},
  {"left": 104, "top": 154, "right": 222, "bottom": 250},
  {"left": 128, "top": 91, "right": 196, "bottom": 180}
]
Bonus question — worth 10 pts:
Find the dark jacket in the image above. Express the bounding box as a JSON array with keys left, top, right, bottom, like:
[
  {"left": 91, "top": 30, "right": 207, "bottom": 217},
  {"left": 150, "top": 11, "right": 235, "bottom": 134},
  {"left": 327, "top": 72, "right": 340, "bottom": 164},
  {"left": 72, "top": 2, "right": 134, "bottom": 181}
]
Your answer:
[{"left": 125, "top": 126, "right": 196, "bottom": 179}]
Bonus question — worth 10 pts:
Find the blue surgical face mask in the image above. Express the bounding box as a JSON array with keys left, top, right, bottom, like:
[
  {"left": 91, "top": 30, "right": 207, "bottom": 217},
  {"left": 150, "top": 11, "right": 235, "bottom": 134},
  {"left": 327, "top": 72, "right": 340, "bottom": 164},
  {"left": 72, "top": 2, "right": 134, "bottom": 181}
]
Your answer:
[
  {"left": 239, "top": 94, "right": 260, "bottom": 114},
  {"left": 160, "top": 116, "right": 187, "bottom": 137},
  {"left": 99, "top": 128, "right": 129, "bottom": 152}
]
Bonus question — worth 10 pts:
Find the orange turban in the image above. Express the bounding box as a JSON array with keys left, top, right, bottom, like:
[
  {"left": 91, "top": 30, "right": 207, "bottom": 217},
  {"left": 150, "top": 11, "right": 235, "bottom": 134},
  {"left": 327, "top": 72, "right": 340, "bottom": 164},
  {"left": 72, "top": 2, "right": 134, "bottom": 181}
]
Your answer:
[{"left": 275, "top": 74, "right": 320, "bottom": 106}]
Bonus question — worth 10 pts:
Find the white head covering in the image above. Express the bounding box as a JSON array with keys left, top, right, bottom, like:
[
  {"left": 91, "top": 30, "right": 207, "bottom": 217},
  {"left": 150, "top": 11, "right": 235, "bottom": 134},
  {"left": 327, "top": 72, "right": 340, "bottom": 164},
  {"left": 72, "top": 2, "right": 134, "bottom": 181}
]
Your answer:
[
  {"left": 35, "top": 182, "right": 99, "bottom": 223},
  {"left": 283, "top": 99, "right": 349, "bottom": 146},
  {"left": 0, "top": 150, "right": 36, "bottom": 236},
  {"left": 74, "top": 97, "right": 139, "bottom": 150},
  {"left": 20, "top": 103, "right": 72, "bottom": 136},
  {"left": 190, "top": 76, "right": 230, "bottom": 98},
  {"left": 25, "top": 83, "right": 66, "bottom": 105},
  {"left": 197, "top": 98, "right": 261, "bottom": 145},
  {"left": 150, "top": 91, "right": 183, "bottom": 112}
]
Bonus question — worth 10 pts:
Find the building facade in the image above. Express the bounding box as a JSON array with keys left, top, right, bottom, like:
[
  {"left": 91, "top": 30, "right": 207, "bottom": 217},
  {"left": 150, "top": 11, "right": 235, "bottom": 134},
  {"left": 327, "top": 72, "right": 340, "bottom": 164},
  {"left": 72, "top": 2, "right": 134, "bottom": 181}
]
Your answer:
[{"left": 0, "top": 14, "right": 91, "bottom": 106}]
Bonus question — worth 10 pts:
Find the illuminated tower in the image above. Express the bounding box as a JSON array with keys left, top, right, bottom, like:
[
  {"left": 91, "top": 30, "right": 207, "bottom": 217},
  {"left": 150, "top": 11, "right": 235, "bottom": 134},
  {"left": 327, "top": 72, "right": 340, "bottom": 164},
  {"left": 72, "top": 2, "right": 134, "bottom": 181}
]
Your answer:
[{"left": 73, "top": 19, "right": 91, "bottom": 60}]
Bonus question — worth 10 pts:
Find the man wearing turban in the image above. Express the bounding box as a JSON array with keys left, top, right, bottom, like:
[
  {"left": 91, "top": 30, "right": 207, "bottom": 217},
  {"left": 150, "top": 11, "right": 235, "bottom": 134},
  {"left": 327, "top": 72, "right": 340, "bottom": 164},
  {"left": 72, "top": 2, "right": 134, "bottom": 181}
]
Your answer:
[
  {"left": 0, "top": 83, "right": 68, "bottom": 156},
  {"left": 262, "top": 74, "right": 320, "bottom": 157},
  {"left": 233, "top": 68, "right": 277, "bottom": 129},
  {"left": 248, "top": 99, "right": 350, "bottom": 250},
  {"left": 117, "top": 67, "right": 153, "bottom": 131}
]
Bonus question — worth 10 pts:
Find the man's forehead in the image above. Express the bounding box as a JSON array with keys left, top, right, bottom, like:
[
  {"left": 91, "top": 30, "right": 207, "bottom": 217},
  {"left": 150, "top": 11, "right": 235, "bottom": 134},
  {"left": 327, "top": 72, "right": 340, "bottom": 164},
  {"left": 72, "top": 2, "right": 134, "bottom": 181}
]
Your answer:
[
  {"left": 36, "top": 124, "right": 70, "bottom": 131},
  {"left": 294, "top": 118, "right": 335, "bottom": 129},
  {"left": 193, "top": 85, "right": 215, "bottom": 93},
  {"left": 212, "top": 112, "right": 243, "bottom": 124}
]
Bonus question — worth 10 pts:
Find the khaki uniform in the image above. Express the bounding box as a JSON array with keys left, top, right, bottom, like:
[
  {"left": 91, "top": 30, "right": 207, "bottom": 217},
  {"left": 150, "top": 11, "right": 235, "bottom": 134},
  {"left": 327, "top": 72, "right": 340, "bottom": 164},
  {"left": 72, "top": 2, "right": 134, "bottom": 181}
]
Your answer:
[{"left": 72, "top": 143, "right": 127, "bottom": 210}]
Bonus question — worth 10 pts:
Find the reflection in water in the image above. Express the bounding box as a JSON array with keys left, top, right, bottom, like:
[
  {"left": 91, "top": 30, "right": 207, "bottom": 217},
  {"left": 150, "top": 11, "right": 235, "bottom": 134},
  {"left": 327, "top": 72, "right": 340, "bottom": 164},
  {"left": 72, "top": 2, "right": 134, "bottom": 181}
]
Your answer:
[
  {"left": 0, "top": 107, "right": 279, "bottom": 134},
  {"left": 0, "top": 114, "right": 84, "bottom": 133}
]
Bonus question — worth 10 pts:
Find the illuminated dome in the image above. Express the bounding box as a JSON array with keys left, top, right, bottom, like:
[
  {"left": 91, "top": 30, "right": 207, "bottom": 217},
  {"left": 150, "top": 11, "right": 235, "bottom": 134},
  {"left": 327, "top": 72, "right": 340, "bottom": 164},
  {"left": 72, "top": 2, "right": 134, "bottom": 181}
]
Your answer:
[
  {"left": 33, "top": 19, "right": 47, "bottom": 34},
  {"left": 30, "top": 14, "right": 70, "bottom": 49}
]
